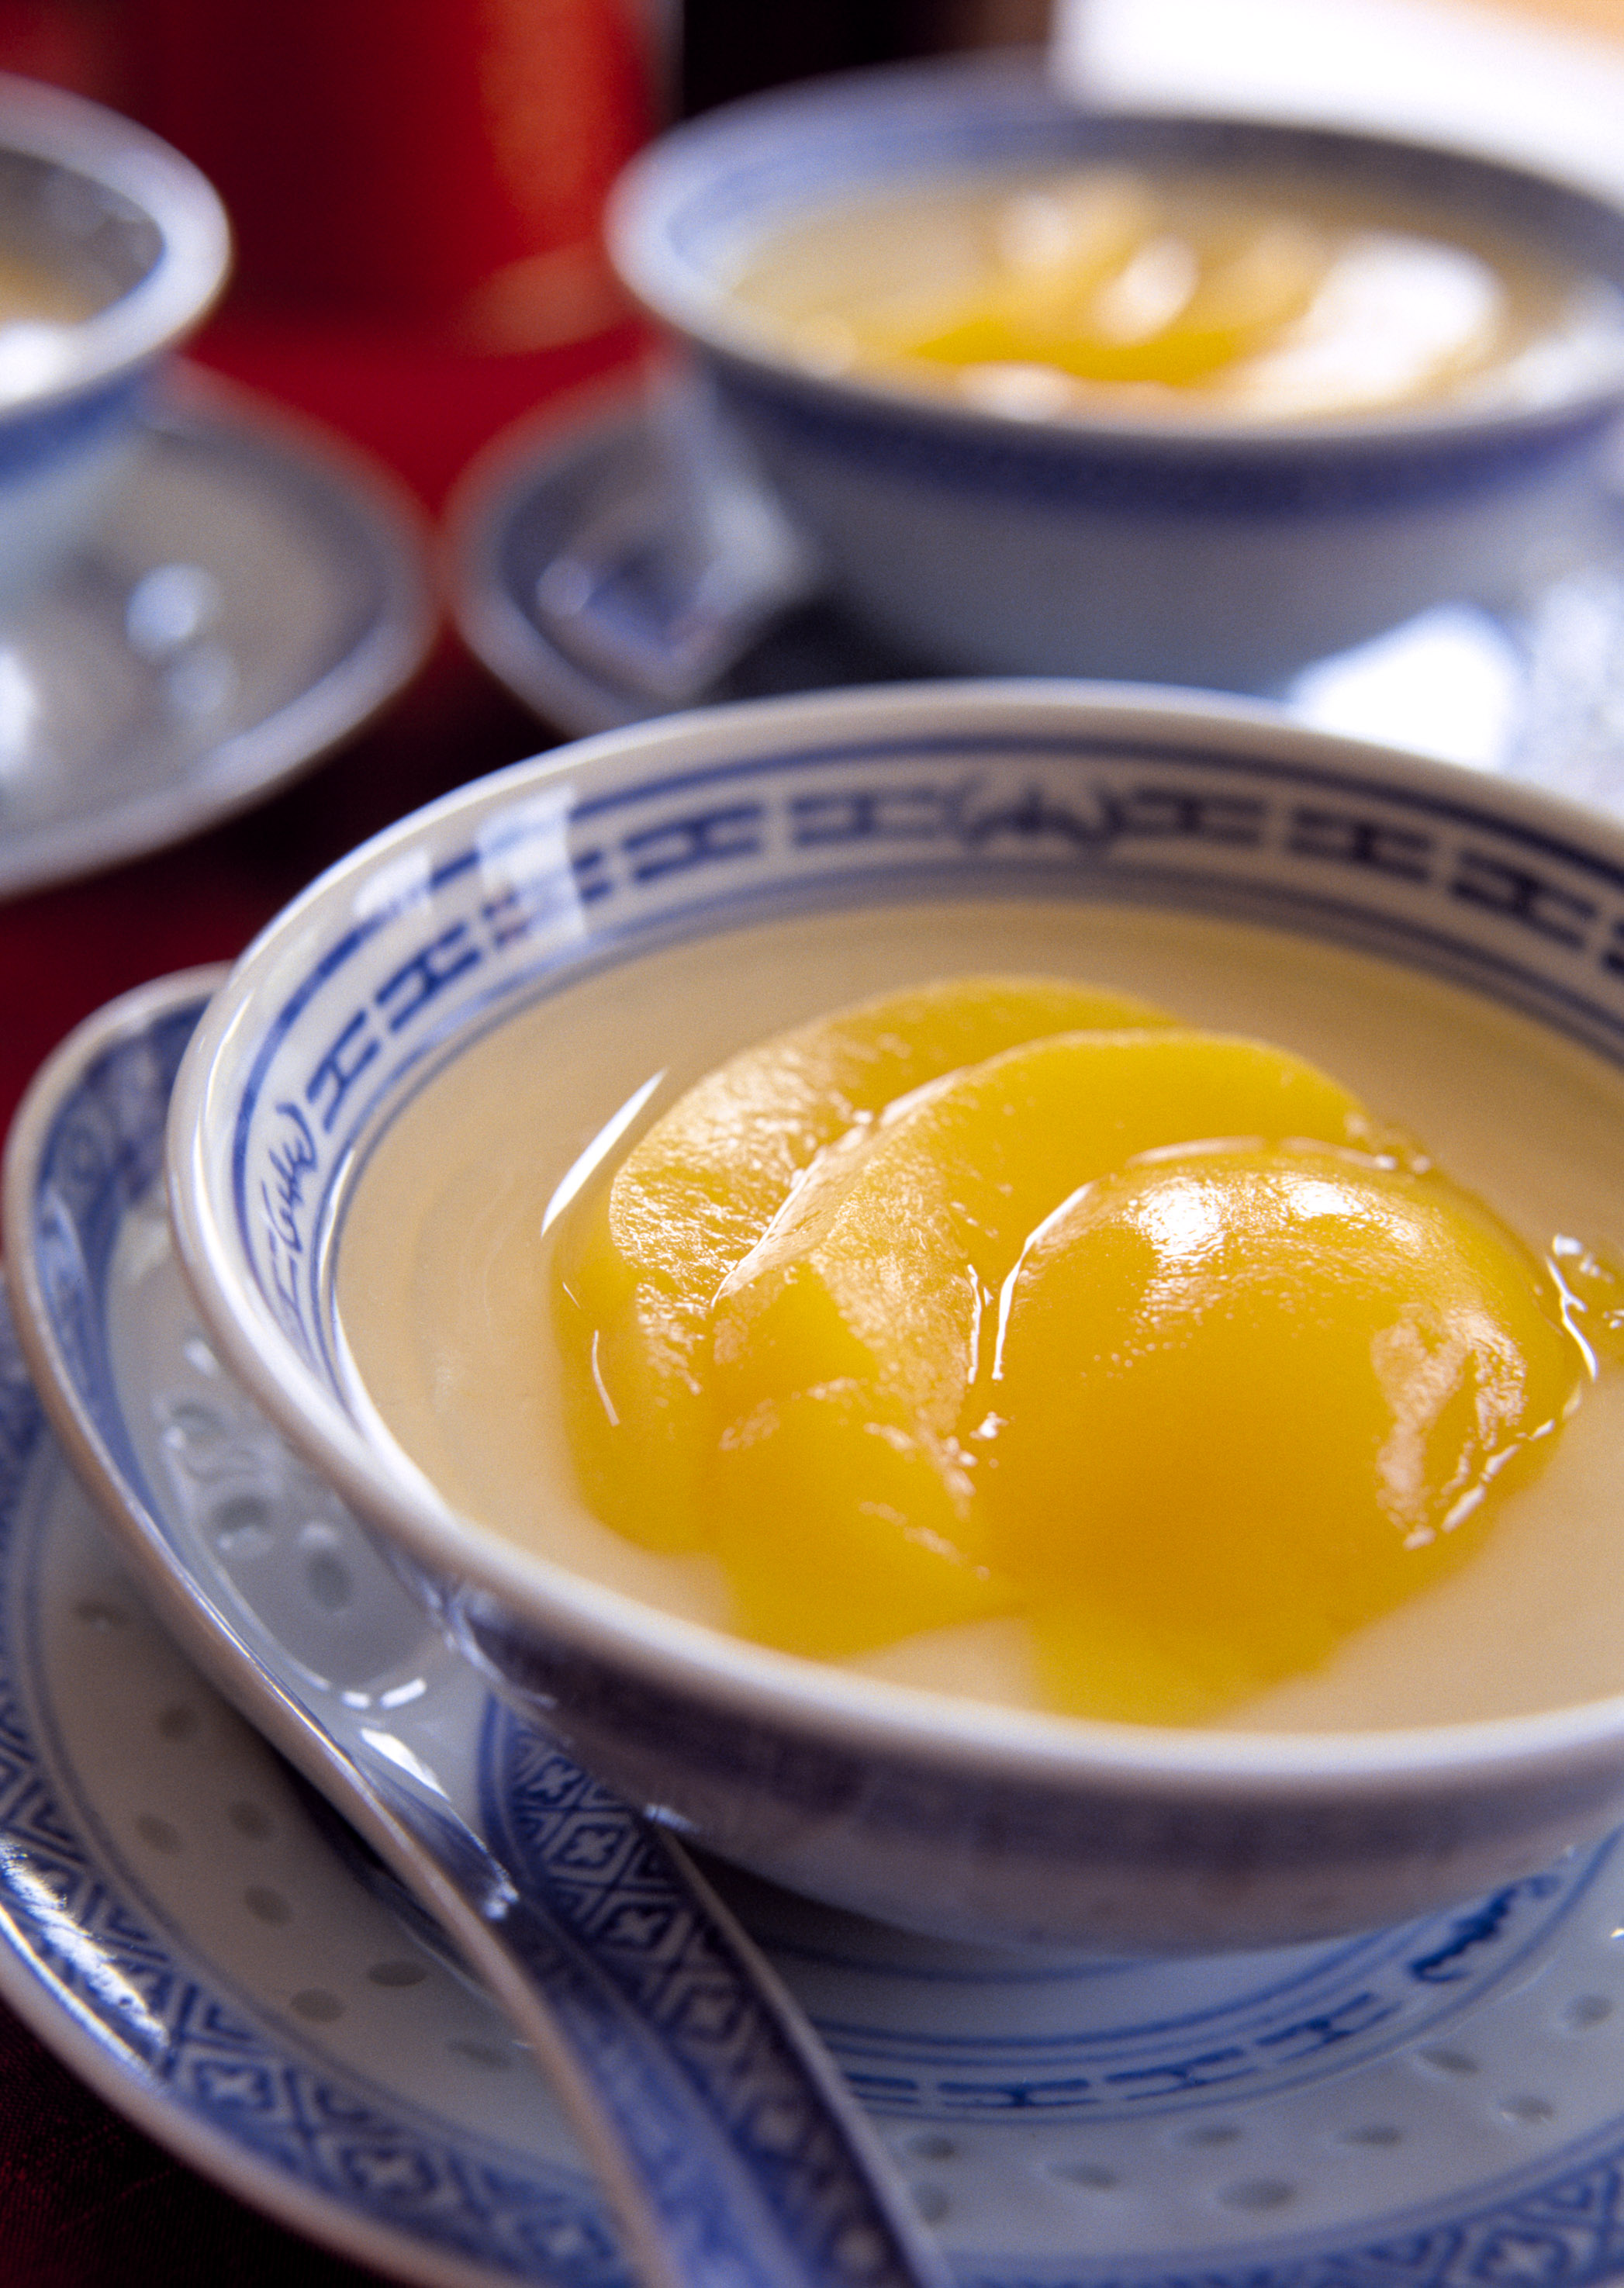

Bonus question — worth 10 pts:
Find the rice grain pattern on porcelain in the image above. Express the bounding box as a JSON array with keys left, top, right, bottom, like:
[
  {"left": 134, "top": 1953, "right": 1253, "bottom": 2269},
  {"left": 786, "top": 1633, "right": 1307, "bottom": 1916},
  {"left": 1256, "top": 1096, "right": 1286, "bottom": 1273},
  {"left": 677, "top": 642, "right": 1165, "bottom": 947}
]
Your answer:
[
  {"left": 11, "top": 1203, "right": 1624, "bottom": 2288},
  {"left": 607, "top": 56, "right": 1624, "bottom": 692},
  {"left": 6, "top": 973, "right": 954, "bottom": 2288},
  {"left": 164, "top": 680, "right": 1624, "bottom": 1954}
]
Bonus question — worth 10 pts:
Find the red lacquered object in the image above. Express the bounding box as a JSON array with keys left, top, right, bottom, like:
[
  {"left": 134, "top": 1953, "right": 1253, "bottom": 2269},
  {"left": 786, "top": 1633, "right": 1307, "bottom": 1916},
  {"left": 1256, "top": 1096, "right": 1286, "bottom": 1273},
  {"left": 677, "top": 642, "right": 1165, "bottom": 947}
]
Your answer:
[{"left": 128, "top": 0, "right": 658, "bottom": 344}]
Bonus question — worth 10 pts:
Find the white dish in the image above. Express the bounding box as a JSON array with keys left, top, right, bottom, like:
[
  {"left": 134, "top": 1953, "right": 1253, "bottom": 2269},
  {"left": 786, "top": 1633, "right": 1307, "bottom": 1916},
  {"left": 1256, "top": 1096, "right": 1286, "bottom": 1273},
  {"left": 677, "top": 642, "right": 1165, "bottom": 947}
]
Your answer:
[
  {"left": 0, "top": 365, "right": 434, "bottom": 898},
  {"left": 9, "top": 1191, "right": 1624, "bottom": 2284},
  {"left": 449, "top": 388, "right": 1624, "bottom": 800},
  {"left": 164, "top": 678, "right": 1624, "bottom": 1953}
]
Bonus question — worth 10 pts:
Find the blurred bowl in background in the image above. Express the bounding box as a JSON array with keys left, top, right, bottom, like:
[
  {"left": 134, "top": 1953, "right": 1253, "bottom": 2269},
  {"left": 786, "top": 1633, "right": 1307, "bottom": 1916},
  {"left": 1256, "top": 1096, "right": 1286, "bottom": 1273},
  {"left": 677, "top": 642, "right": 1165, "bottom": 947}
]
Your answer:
[
  {"left": 608, "top": 56, "right": 1624, "bottom": 693},
  {"left": 0, "top": 71, "right": 228, "bottom": 598}
]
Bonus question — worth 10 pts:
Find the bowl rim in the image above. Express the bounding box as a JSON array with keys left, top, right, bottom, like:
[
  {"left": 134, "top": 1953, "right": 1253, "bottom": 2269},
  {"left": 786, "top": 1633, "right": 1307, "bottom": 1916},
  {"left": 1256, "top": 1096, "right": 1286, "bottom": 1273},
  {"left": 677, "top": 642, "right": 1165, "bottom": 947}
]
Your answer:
[
  {"left": 164, "top": 677, "right": 1624, "bottom": 1806},
  {"left": 606, "top": 48, "right": 1624, "bottom": 457},
  {"left": 0, "top": 71, "right": 230, "bottom": 413}
]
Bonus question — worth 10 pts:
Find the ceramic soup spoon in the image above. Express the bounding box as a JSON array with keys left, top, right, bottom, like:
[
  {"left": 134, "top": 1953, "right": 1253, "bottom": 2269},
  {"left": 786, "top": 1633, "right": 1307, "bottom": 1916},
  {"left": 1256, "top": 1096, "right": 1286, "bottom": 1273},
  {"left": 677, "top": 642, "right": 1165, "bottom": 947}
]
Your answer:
[{"left": 3, "top": 964, "right": 952, "bottom": 2288}]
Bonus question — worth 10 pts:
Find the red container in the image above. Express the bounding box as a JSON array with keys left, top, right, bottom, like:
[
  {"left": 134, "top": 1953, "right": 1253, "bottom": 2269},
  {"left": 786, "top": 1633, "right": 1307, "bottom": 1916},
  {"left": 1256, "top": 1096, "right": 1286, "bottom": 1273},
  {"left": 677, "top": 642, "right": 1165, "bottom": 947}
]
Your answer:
[{"left": 130, "top": 0, "right": 658, "bottom": 343}]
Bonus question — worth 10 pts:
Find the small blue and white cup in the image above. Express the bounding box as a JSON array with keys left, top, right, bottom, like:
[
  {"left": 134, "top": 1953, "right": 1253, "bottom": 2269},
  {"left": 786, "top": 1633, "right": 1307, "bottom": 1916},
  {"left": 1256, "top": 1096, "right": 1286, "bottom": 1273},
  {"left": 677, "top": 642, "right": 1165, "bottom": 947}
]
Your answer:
[{"left": 0, "top": 72, "right": 230, "bottom": 602}]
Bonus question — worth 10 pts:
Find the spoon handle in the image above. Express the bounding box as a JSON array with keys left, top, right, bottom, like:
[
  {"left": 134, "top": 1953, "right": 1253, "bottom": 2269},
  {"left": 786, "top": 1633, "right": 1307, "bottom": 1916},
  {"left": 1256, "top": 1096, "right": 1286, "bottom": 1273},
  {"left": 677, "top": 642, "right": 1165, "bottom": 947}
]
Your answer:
[
  {"left": 344, "top": 1726, "right": 951, "bottom": 2288},
  {"left": 5, "top": 968, "right": 952, "bottom": 2288}
]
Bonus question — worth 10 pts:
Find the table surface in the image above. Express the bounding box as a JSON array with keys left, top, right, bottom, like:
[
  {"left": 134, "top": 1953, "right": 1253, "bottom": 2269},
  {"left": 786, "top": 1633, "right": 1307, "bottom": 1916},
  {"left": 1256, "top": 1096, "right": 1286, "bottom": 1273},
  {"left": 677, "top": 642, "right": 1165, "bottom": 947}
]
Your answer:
[{"left": 0, "top": 297, "right": 645, "bottom": 2288}]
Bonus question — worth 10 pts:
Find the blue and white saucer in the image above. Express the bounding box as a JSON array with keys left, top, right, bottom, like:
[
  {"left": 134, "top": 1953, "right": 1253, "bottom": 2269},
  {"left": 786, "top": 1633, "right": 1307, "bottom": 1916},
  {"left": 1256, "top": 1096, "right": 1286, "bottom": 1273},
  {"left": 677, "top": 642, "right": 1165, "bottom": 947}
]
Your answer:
[
  {"left": 0, "top": 365, "right": 434, "bottom": 899},
  {"left": 448, "top": 389, "right": 1624, "bottom": 805},
  {"left": 12, "top": 985, "right": 1624, "bottom": 2286}
]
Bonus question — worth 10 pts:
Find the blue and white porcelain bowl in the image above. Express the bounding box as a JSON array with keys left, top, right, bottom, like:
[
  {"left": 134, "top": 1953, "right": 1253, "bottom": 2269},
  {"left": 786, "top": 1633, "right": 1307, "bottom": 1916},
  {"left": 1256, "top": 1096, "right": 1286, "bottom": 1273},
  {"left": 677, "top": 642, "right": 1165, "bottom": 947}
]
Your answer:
[
  {"left": 608, "top": 57, "right": 1624, "bottom": 693},
  {"left": 0, "top": 74, "right": 229, "bottom": 596},
  {"left": 166, "top": 681, "right": 1624, "bottom": 1954}
]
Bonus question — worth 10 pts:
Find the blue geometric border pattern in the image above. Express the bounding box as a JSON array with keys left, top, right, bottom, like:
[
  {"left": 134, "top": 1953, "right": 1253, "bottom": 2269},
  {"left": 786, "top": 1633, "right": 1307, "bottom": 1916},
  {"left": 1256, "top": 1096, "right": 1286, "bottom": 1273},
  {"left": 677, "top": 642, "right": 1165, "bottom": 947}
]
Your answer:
[
  {"left": 15, "top": 1283, "right": 1624, "bottom": 2288},
  {"left": 227, "top": 725, "right": 1624, "bottom": 1384},
  {"left": 27, "top": 987, "right": 956, "bottom": 2288},
  {"left": 482, "top": 1698, "right": 1624, "bottom": 2288},
  {"left": 755, "top": 1861, "right": 1605, "bottom": 2122},
  {"left": 482, "top": 1693, "right": 1601, "bottom": 2116},
  {"left": 477, "top": 1699, "right": 947, "bottom": 2288},
  {"left": 714, "top": 358, "right": 1617, "bottom": 522},
  {"left": 0, "top": 1296, "right": 630, "bottom": 2287}
]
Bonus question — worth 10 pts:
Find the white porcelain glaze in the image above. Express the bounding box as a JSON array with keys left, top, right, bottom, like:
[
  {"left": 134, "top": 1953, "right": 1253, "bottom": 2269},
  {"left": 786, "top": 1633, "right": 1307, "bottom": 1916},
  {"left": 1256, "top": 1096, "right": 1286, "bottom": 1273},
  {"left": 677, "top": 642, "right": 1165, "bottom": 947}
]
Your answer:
[{"left": 165, "top": 681, "right": 1624, "bottom": 1951}]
